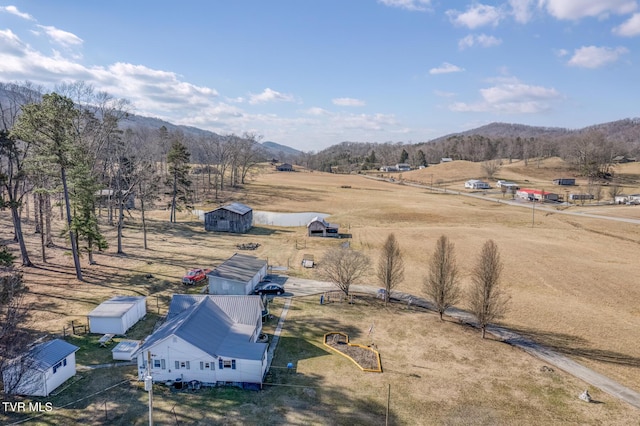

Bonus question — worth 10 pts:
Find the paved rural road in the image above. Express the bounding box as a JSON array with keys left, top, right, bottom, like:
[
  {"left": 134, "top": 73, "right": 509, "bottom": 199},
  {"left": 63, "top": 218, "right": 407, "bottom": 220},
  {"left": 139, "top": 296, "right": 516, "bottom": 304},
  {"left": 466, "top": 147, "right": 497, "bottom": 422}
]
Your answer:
[{"left": 276, "top": 276, "right": 640, "bottom": 410}]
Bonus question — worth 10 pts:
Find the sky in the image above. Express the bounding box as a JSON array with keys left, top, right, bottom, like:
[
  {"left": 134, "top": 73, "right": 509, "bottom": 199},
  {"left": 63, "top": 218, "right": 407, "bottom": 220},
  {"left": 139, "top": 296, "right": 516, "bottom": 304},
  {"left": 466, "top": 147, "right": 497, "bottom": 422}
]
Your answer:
[{"left": 1, "top": 1, "right": 639, "bottom": 152}]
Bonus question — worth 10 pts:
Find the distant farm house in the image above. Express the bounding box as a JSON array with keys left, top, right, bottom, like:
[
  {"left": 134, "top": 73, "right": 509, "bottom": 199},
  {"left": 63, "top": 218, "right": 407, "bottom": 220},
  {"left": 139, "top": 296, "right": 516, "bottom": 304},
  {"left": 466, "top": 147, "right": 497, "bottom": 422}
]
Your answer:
[
  {"left": 204, "top": 203, "right": 253, "bottom": 233},
  {"left": 553, "top": 178, "right": 575, "bottom": 186},
  {"left": 276, "top": 163, "right": 293, "bottom": 172},
  {"left": 516, "top": 189, "right": 559, "bottom": 202},
  {"left": 379, "top": 165, "right": 399, "bottom": 172},
  {"left": 395, "top": 163, "right": 411, "bottom": 171},
  {"left": 307, "top": 216, "right": 339, "bottom": 237},
  {"left": 464, "top": 179, "right": 491, "bottom": 189}
]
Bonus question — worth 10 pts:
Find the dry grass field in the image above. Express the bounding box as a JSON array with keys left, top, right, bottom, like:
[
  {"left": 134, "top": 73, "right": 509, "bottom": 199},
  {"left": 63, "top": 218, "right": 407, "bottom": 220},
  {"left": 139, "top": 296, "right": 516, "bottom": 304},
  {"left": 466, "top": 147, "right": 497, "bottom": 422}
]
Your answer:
[{"left": 2, "top": 158, "right": 640, "bottom": 424}]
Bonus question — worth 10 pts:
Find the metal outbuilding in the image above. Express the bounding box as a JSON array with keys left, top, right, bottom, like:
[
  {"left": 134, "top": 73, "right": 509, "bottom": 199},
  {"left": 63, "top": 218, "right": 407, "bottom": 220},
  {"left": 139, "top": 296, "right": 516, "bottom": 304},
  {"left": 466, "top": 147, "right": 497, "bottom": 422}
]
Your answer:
[{"left": 88, "top": 296, "right": 147, "bottom": 335}]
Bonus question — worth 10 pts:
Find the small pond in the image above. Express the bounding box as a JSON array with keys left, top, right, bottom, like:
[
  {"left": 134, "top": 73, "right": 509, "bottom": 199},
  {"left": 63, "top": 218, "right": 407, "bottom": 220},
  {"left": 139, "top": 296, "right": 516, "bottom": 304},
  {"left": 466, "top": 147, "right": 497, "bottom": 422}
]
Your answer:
[{"left": 253, "top": 211, "right": 329, "bottom": 227}]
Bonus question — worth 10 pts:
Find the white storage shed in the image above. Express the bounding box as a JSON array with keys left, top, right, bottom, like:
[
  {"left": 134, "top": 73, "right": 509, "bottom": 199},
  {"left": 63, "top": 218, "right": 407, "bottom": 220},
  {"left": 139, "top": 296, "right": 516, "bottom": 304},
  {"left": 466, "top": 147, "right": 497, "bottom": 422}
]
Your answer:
[
  {"left": 88, "top": 296, "right": 147, "bottom": 335},
  {"left": 2, "top": 339, "right": 79, "bottom": 397}
]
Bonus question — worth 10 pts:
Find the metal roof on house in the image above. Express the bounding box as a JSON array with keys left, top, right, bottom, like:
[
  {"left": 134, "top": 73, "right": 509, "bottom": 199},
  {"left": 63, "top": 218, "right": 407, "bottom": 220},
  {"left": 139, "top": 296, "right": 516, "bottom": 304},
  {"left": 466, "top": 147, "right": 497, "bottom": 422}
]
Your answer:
[
  {"left": 137, "top": 297, "right": 266, "bottom": 361},
  {"left": 167, "top": 294, "right": 264, "bottom": 325},
  {"left": 22, "top": 339, "right": 79, "bottom": 372},
  {"left": 87, "top": 296, "right": 145, "bottom": 318},
  {"left": 207, "top": 254, "right": 267, "bottom": 283},
  {"left": 207, "top": 202, "right": 252, "bottom": 216}
]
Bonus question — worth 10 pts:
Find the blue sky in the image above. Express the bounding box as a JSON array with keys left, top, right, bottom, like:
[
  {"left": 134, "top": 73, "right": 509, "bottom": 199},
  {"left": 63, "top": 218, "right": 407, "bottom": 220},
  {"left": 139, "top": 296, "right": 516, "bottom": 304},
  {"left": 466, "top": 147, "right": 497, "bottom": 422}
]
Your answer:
[{"left": 1, "top": 1, "right": 639, "bottom": 151}]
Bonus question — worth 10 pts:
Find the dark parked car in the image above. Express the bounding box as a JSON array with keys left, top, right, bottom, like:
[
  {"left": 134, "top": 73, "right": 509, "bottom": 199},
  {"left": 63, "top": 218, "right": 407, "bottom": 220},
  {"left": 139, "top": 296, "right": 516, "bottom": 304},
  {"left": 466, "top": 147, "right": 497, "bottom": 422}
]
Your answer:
[{"left": 253, "top": 282, "right": 285, "bottom": 295}]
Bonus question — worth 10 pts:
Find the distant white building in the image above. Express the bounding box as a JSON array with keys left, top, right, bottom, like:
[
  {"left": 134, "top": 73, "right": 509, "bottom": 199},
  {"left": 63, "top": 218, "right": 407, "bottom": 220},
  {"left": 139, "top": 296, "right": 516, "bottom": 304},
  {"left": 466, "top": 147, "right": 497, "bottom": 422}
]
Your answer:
[
  {"left": 465, "top": 179, "right": 491, "bottom": 189},
  {"left": 88, "top": 296, "right": 147, "bottom": 335},
  {"left": 395, "top": 163, "right": 411, "bottom": 171},
  {"left": 441, "top": 158, "right": 453, "bottom": 163}
]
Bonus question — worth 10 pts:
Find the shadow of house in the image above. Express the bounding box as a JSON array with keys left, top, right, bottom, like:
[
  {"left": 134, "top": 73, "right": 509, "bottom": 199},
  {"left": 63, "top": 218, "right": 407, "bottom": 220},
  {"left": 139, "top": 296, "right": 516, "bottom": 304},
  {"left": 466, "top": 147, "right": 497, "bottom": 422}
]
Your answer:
[{"left": 204, "top": 203, "right": 253, "bottom": 233}]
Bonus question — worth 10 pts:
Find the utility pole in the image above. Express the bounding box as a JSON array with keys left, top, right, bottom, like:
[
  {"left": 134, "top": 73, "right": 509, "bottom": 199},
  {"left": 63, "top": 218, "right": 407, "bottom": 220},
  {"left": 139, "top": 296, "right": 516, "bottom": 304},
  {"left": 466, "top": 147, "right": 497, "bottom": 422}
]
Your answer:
[
  {"left": 531, "top": 198, "right": 535, "bottom": 228},
  {"left": 146, "top": 351, "right": 154, "bottom": 426}
]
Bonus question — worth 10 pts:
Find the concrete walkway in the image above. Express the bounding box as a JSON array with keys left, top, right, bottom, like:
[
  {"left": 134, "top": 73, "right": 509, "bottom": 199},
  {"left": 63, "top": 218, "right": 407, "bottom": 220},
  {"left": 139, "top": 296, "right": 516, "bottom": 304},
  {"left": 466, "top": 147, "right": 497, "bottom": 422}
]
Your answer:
[
  {"left": 281, "top": 277, "right": 640, "bottom": 410},
  {"left": 265, "top": 296, "right": 292, "bottom": 372}
]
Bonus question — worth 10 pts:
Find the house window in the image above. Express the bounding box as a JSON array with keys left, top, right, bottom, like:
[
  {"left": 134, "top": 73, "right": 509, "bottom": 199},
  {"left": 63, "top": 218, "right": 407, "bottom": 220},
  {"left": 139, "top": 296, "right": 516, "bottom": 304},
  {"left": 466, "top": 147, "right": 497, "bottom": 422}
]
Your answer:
[
  {"left": 220, "top": 359, "right": 236, "bottom": 369},
  {"left": 53, "top": 361, "right": 62, "bottom": 374},
  {"left": 154, "top": 360, "right": 161, "bottom": 368},
  {"left": 200, "top": 362, "right": 212, "bottom": 370},
  {"left": 62, "top": 358, "right": 67, "bottom": 367},
  {"left": 177, "top": 361, "right": 190, "bottom": 370}
]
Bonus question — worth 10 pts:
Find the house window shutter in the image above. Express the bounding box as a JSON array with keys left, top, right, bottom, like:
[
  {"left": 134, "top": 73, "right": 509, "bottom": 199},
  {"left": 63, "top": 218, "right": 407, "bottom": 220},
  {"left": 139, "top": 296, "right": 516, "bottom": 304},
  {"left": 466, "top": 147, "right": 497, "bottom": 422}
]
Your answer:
[
  {"left": 219, "top": 359, "right": 223, "bottom": 369},
  {"left": 232, "top": 360, "right": 236, "bottom": 370},
  {"left": 211, "top": 361, "right": 215, "bottom": 370},
  {"left": 175, "top": 361, "right": 179, "bottom": 370},
  {"left": 161, "top": 359, "right": 166, "bottom": 370},
  {"left": 186, "top": 361, "right": 190, "bottom": 370},
  {"left": 200, "top": 362, "right": 204, "bottom": 370},
  {"left": 63, "top": 358, "right": 67, "bottom": 367}
]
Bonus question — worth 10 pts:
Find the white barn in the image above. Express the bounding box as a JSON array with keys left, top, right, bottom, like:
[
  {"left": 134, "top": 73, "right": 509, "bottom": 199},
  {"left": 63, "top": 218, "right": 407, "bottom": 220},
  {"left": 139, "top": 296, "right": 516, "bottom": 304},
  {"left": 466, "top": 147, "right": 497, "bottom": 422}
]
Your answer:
[
  {"left": 3, "top": 339, "right": 79, "bottom": 397},
  {"left": 88, "top": 296, "right": 147, "bottom": 335},
  {"left": 207, "top": 254, "right": 268, "bottom": 295},
  {"left": 135, "top": 295, "right": 267, "bottom": 387}
]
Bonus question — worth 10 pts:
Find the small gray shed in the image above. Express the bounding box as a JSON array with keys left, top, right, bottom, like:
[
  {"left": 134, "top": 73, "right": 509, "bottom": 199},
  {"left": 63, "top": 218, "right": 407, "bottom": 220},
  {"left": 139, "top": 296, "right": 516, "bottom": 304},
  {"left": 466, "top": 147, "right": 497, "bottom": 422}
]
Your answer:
[
  {"left": 207, "top": 254, "right": 268, "bottom": 295},
  {"left": 88, "top": 296, "right": 147, "bottom": 335},
  {"left": 204, "top": 203, "right": 253, "bottom": 233}
]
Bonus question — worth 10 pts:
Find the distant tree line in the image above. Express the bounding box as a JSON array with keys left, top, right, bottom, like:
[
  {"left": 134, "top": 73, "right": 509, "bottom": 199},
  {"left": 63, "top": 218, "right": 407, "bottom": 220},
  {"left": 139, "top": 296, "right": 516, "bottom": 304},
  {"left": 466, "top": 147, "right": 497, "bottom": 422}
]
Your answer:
[{"left": 295, "top": 121, "right": 640, "bottom": 179}]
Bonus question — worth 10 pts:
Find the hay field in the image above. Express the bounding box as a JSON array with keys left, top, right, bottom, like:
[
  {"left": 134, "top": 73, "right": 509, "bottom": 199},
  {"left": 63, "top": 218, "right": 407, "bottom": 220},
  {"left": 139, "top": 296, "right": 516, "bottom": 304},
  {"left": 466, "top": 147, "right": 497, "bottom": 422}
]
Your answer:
[
  {"left": 2, "top": 158, "right": 640, "bottom": 423},
  {"left": 247, "top": 164, "right": 640, "bottom": 396}
]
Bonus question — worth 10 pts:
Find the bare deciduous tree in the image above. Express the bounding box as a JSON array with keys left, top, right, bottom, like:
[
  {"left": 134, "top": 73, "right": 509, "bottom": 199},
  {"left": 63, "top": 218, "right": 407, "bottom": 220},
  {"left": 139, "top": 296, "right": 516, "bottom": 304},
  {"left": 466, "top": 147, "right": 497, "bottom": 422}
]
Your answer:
[
  {"left": 424, "top": 235, "right": 460, "bottom": 320},
  {"left": 319, "top": 246, "right": 370, "bottom": 297},
  {"left": 376, "top": 233, "right": 404, "bottom": 305},
  {"left": 609, "top": 184, "right": 623, "bottom": 202},
  {"left": 481, "top": 159, "right": 501, "bottom": 179},
  {"left": 468, "top": 240, "right": 508, "bottom": 338}
]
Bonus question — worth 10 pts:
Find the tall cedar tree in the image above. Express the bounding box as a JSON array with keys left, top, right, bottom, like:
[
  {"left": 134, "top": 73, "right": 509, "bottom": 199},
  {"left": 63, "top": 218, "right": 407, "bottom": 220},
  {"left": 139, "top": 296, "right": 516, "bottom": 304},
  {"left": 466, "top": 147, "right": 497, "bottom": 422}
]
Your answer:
[
  {"left": 376, "top": 233, "right": 405, "bottom": 305},
  {"left": 468, "top": 240, "right": 508, "bottom": 338},
  {"left": 12, "top": 93, "right": 84, "bottom": 280},
  {"left": 424, "top": 235, "right": 461, "bottom": 320},
  {"left": 166, "top": 139, "right": 191, "bottom": 223},
  {"left": 319, "top": 246, "right": 370, "bottom": 297}
]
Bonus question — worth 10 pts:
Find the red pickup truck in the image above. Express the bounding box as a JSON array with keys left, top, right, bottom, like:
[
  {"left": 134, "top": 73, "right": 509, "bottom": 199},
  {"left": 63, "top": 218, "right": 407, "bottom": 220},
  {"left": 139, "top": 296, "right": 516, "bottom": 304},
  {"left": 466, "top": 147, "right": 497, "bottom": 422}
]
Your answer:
[{"left": 182, "top": 268, "right": 211, "bottom": 285}]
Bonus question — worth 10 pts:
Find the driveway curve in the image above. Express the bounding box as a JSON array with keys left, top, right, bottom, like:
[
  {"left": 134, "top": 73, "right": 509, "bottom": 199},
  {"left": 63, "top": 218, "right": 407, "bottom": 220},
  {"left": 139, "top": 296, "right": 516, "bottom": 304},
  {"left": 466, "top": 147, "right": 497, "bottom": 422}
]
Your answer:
[{"left": 276, "top": 276, "right": 640, "bottom": 410}]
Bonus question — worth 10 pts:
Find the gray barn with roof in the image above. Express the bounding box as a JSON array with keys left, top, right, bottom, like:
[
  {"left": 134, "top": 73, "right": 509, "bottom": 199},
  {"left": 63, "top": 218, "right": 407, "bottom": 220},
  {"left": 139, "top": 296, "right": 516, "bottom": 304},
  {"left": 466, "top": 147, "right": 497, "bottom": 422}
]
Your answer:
[
  {"left": 204, "top": 202, "right": 253, "bottom": 233},
  {"left": 3, "top": 339, "right": 79, "bottom": 397},
  {"left": 207, "top": 254, "right": 268, "bottom": 295},
  {"left": 134, "top": 295, "right": 267, "bottom": 387}
]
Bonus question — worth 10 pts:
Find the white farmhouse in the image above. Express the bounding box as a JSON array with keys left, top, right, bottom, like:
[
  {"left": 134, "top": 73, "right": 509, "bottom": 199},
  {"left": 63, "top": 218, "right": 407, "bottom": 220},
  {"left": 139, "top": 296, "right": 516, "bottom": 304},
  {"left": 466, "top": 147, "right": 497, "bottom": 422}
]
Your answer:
[
  {"left": 3, "top": 339, "right": 79, "bottom": 397},
  {"left": 135, "top": 295, "right": 268, "bottom": 388}
]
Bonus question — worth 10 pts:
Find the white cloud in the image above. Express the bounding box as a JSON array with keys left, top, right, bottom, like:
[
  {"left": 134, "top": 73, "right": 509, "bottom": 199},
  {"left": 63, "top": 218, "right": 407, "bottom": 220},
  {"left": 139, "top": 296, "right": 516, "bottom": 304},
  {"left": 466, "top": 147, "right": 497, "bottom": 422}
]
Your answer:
[
  {"left": 447, "top": 4, "right": 503, "bottom": 29},
  {"left": 567, "top": 45, "right": 629, "bottom": 68},
  {"left": 37, "top": 25, "right": 83, "bottom": 47},
  {"left": 378, "top": 0, "right": 431, "bottom": 12},
  {"left": 332, "top": 97, "right": 366, "bottom": 107},
  {"left": 305, "top": 107, "right": 331, "bottom": 116},
  {"left": 509, "top": 0, "right": 536, "bottom": 23},
  {"left": 450, "top": 79, "right": 561, "bottom": 113},
  {"left": 0, "top": 5, "right": 35, "bottom": 20},
  {"left": 539, "top": 0, "right": 637, "bottom": 20},
  {"left": 248, "top": 88, "right": 295, "bottom": 105},
  {"left": 458, "top": 34, "right": 502, "bottom": 49},
  {"left": 613, "top": 12, "right": 640, "bottom": 36},
  {"left": 429, "top": 62, "right": 465, "bottom": 74}
]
